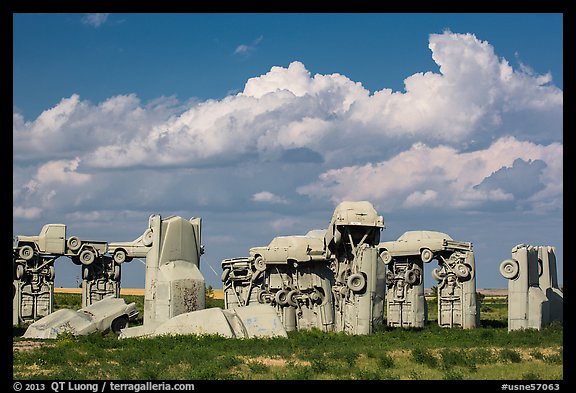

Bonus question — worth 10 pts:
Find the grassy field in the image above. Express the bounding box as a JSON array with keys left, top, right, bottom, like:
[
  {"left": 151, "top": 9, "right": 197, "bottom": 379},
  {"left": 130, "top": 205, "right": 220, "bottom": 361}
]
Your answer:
[{"left": 12, "top": 292, "right": 563, "bottom": 381}]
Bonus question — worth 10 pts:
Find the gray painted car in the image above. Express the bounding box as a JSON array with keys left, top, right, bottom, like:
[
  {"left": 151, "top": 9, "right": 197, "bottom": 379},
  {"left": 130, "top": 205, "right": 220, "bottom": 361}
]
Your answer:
[
  {"left": 378, "top": 230, "right": 472, "bottom": 265},
  {"left": 23, "top": 296, "right": 138, "bottom": 339}
]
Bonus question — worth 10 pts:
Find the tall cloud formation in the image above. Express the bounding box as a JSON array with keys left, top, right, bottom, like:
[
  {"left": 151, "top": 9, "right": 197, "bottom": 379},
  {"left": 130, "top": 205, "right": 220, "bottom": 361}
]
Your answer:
[
  {"left": 13, "top": 31, "right": 562, "bottom": 221},
  {"left": 298, "top": 137, "right": 562, "bottom": 213}
]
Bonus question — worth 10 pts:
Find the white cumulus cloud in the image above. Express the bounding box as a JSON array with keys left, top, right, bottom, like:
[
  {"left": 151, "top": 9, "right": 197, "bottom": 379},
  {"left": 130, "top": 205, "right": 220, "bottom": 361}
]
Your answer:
[
  {"left": 28, "top": 31, "right": 556, "bottom": 172},
  {"left": 297, "top": 137, "right": 562, "bottom": 213},
  {"left": 252, "top": 191, "right": 289, "bottom": 204},
  {"left": 13, "top": 31, "right": 563, "bottom": 224}
]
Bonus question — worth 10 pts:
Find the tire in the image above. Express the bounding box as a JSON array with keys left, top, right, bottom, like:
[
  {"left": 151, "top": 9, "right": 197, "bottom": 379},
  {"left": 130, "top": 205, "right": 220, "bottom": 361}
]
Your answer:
[
  {"left": 537, "top": 259, "right": 543, "bottom": 277},
  {"left": 337, "top": 269, "right": 349, "bottom": 284},
  {"left": 431, "top": 267, "right": 443, "bottom": 281},
  {"left": 347, "top": 273, "right": 366, "bottom": 292},
  {"left": 67, "top": 236, "right": 81, "bottom": 252},
  {"left": 420, "top": 248, "right": 434, "bottom": 263},
  {"left": 15, "top": 264, "right": 25, "bottom": 280},
  {"left": 47, "top": 266, "right": 55, "bottom": 281},
  {"left": 500, "top": 259, "right": 519, "bottom": 279},
  {"left": 113, "top": 250, "right": 127, "bottom": 264},
  {"left": 455, "top": 264, "right": 471, "bottom": 279},
  {"left": 111, "top": 316, "right": 129, "bottom": 334},
  {"left": 310, "top": 289, "right": 324, "bottom": 303},
  {"left": 287, "top": 290, "right": 299, "bottom": 307},
  {"left": 275, "top": 289, "right": 289, "bottom": 306},
  {"left": 79, "top": 249, "right": 95, "bottom": 265},
  {"left": 380, "top": 250, "right": 392, "bottom": 264},
  {"left": 83, "top": 266, "right": 91, "bottom": 280},
  {"left": 253, "top": 256, "right": 267, "bottom": 272},
  {"left": 142, "top": 229, "right": 154, "bottom": 246},
  {"left": 113, "top": 265, "right": 121, "bottom": 281},
  {"left": 221, "top": 268, "right": 230, "bottom": 283},
  {"left": 257, "top": 290, "right": 269, "bottom": 304},
  {"left": 404, "top": 269, "right": 418, "bottom": 285},
  {"left": 19, "top": 245, "right": 34, "bottom": 261}
]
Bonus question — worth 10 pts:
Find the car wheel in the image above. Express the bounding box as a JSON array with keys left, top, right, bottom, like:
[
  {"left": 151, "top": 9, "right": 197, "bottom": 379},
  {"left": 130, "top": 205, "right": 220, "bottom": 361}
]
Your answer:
[
  {"left": 113, "top": 250, "right": 127, "bottom": 264},
  {"left": 455, "top": 263, "right": 471, "bottom": 279},
  {"left": 19, "top": 245, "right": 34, "bottom": 261},
  {"left": 142, "top": 229, "right": 154, "bottom": 246},
  {"left": 221, "top": 268, "right": 230, "bottom": 283},
  {"left": 310, "top": 289, "right": 324, "bottom": 304},
  {"left": 431, "top": 267, "right": 444, "bottom": 282},
  {"left": 404, "top": 269, "right": 418, "bottom": 285},
  {"left": 47, "top": 265, "right": 55, "bottom": 281},
  {"left": 287, "top": 290, "right": 299, "bottom": 307},
  {"left": 275, "top": 289, "right": 289, "bottom": 306},
  {"left": 111, "top": 316, "right": 129, "bottom": 334},
  {"left": 113, "top": 265, "right": 121, "bottom": 281},
  {"left": 500, "top": 259, "right": 519, "bottom": 280},
  {"left": 257, "top": 289, "right": 269, "bottom": 304},
  {"left": 83, "top": 266, "right": 91, "bottom": 280},
  {"left": 420, "top": 248, "right": 434, "bottom": 263},
  {"left": 380, "top": 250, "right": 392, "bottom": 264},
  {"left": 537, "top": 258, "right": 543, "bottom": 277},
  {"left": 67, "top": 236, "right": 81, "bottom": 252},
  {"left": 347, "top": 273, "right": 366, "bottom": 292},
  {"left": 253, "top": 256, "right": 267, "bottom": 272},
  {"left": 79, "top": 249, "right": 95, "bottom": 265},
  {"left": 15, "top": 264, "right": 25, "bottom": 280}
]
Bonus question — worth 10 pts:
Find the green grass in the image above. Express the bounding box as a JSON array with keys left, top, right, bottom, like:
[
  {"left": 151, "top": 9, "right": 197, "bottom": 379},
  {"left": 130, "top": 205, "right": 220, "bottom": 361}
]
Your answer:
[{"left": 13, "top": 293, "right": 563, "bottom": 380}]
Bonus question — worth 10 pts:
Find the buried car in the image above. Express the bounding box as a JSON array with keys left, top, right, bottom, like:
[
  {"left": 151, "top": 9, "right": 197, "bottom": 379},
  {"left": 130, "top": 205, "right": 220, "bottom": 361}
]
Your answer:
[
  {"left": 23, "top": 296, "right": 138, "bottom": 339},
  {"left": 119, "top": 304, "right": 288, "bottom": 339}
]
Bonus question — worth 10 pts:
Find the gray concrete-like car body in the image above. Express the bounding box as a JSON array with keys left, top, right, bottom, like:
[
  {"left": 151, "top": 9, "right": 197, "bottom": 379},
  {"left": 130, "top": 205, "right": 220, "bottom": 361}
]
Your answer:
[
  {"left": 107, "top": 224, "right": 156, "bottom": 264},
  {"left": 81, "top": 255, "right": 122, "bottom": 308},
  {"left": 223, "top": 229, "right": 335, "bottom": 333},
  {"left": 537, "top": 246, "right": 563, "bottom": 323},
  {"left": 249, "top": 231, "right": 326, "bottom": 269},
  {"left": 13, "top": 223, "right": 107, "bottom": 325},
  {"left": 378, "top": 230, "right": 479, "bottom": 329},
  {"left": 23, "top": 296, "right": 138, "bottom": 339},
  {"left": 116, "top": 214, "right": 206, "bottom": 340},
  {"left": 325, "top": 201, "right": 385, "bottom": 335},
  {"left": 141, "top": 214, "right": 205, "bottom": 326},
  {"left": 119, "top": 304, "right": 287, "bottom": 339},
  {"left": 500, "top": 244, "right": 563, "bottom": 331},
  {"left": 222, "top": 201, "right": 386, "bottom": 336},
  {"left": 14, "top": 223, "right": 108, "bottom": 265},
  {"left": 378, "top": 230, "right": 471, "bottom": 265}
]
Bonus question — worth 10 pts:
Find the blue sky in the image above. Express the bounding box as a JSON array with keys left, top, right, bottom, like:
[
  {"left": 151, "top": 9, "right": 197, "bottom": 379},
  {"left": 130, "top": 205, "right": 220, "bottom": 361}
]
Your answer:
[{"left": 13, "top": 13, "right": 563, "bottom": 291}]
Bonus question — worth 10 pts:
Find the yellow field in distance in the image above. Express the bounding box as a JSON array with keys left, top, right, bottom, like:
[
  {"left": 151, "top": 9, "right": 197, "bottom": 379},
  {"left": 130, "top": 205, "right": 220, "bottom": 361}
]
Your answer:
[{"left": 54, "top": 287, "right": 224, "bottom": 299}]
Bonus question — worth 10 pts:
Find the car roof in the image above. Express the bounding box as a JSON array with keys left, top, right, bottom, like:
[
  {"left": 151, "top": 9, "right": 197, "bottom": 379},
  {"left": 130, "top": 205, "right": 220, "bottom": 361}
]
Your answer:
[{"left": 397, "top": 230, "right": 452, "bottom": 241}]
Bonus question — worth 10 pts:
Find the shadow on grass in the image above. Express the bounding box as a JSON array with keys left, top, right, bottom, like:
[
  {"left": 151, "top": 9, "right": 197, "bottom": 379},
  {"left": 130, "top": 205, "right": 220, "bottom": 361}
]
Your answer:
[
  {"left": 13, "top": 326, "right": 27, "bottom": 337},
  {"left": 480, "top": 319, "right": 507, "bottom": 328}
]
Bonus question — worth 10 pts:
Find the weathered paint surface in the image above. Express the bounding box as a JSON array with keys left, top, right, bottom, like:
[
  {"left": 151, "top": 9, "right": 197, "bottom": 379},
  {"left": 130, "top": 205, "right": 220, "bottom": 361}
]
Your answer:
[
  {"left": 141, "top": 215, "right": 205, "bottom": 326},
  {"left": 119, "top": 304, "right": 287, "bottom": 339},
  {"left": 222, "top": 201, "right": 386, "bottom": 335},
  {"left": 23, "top": 297, "right": 138, "bottom": 339},
  {"left": 501, "top": 244, "right": 563, "bottom": 331}
]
